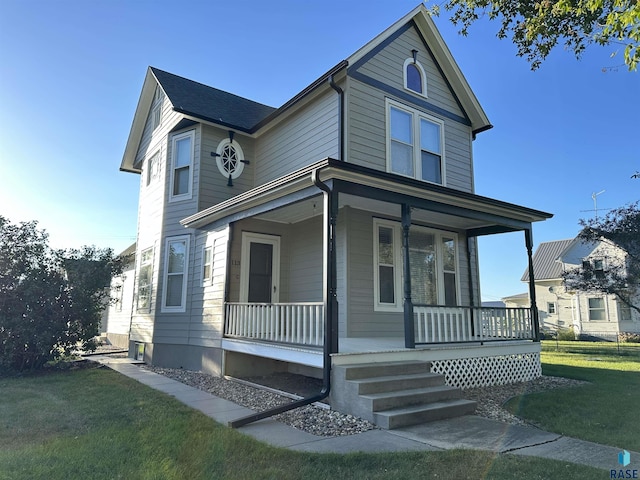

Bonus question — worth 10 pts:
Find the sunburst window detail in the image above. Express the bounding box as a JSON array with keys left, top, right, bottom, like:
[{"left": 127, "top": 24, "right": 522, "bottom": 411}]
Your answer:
[{"left": 215, "top": 138, "right": 245, "bottom": 180}]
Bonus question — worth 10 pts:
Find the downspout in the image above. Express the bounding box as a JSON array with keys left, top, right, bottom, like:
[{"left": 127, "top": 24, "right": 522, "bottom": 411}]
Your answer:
[
  {"left": 229, "top": 168, "right": 336, "bottom": 428},
  {"left": 329, "top": 74, "right": 344, "bottom": 161}
]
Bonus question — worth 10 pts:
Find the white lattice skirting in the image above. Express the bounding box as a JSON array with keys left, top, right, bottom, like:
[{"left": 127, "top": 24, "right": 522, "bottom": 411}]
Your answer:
[{"left": 431, "top": 352, "right": 542, "bottom": 389}]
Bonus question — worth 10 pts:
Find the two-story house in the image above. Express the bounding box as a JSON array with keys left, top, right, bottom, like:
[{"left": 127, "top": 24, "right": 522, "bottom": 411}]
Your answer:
[
  {"left": 504, "top": 238, "right": 639, "bottom": 338},
  {"left": 113, "top": 5, "right": 552, "bottom": 428}
]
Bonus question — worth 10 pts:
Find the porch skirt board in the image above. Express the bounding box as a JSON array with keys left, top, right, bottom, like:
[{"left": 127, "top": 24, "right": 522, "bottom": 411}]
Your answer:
[{"left": 430, "top": 352, "right": 541, "bottom": 389}]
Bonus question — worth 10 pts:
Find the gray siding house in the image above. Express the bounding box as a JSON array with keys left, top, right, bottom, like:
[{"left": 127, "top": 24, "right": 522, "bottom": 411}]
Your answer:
[{"left": 115, "top": 6, "right": 552, "bottom": 427}]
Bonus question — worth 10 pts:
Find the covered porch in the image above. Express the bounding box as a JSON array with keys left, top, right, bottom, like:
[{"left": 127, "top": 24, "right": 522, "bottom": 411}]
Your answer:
[{"left": 182, "top": 158, "right": 551, "bottom": 381}]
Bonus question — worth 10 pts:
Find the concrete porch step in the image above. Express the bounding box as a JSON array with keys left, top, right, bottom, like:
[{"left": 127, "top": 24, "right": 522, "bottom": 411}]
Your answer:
[
  {"left": 360, "top": 384, "right": 462, "bottom": 412},
  {"left": 353, "top": 372, "right": 445, "bottom": 395},
  {"left": 373, "top": 399, "right": 478, "bottom": 429},
  {"left": 342, "top": 361, "right": 432, "bottom": 380}
]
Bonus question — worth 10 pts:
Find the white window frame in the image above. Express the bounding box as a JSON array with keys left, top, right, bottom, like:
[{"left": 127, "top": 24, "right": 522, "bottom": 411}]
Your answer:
[
  {"left": 202, "top": 244, "right": 213, "bottom": 286},
  {"left": 547, "top": 302, "right": 556, "bottom": 315},
  {"left": 162, "top": 235, "right": 190, "bottom": 313},
  {"left": 146, "top": 150, "right": 160, "bottom": 187},
  {"left": 386, "top": 99, "right": 446, "bottom": 185},
  {"left": 169, "top": 130, "right": 195, "bottom": 202},
  {"left": 587, "top": 297, "right": 607, "bottom": 322},
  {"left": 373, "top": 219, "right": 403, "bottom": 312},
  {"left": 151, "top": 85, "right": 164, "bottom": 130},
  {"left": 136, "top": 247, "right": 154, "bottom": 312},
  {"left": 403, "top": 58, "right": 427, "bottom": 97},
  {"left": 373, "top": 220, "right": 459, "bottom": 312}
]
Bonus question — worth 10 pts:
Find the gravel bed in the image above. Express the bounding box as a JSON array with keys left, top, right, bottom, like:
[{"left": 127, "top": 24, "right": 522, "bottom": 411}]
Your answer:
[{"left": 142, "top": 365, "right": 588, "bottom": 436}]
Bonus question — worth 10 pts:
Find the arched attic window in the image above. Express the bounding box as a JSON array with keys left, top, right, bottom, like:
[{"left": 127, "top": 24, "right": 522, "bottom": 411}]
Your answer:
[{"left": 403, "top": 57, "right": 427, "bottom": 96}]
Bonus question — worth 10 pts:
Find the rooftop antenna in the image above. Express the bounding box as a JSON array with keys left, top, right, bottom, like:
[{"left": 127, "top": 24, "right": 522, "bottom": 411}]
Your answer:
[{"left": 592, "top": 190, "right": 605, "bottom": 220}]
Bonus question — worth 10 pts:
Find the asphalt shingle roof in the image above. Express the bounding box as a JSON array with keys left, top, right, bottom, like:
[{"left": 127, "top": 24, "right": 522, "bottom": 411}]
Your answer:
[
  {"left": 521, "top": 239, "right": 574, "bottom": 281},
  {"left": 151, "top": 67, "right": 277, "bottom": 133}
]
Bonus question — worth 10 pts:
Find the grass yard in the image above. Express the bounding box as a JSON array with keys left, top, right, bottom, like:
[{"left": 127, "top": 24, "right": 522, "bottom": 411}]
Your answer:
[
  {"left": 506, "top": 340, "right": 640, "bottom": 451},
  {"left": 0, "top": 364, "right": 603, "bottom": 480}
]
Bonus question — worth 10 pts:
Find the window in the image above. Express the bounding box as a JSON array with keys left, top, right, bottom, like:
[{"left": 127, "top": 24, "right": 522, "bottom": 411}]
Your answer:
[
  {"left": 151, "top": 85, "right": 164, "bottom": 130},
  {"left": 618, "top": 301, "right": 632, "bottom": 322},
  {"left": 202, "top": 245, "right": 213, "bottom": 285},
  {"left": 403, "top": 58, "right": 427, "bottom": 96},
  {"left": 582, "top": 258, "right": 605, "bottom": 279},
  {"left": 547, "top": 302, "right": 556, "bottom": 314},
  {"left": 588, "top": 297, "right": 606, "bottom": 321},
  {"left": 373, "top": 220, "right": 458, "bottom": 311},
  {"left": 162, "top": 236, "right": 190, "bottom": 311},
  {"left": 387, "top": 100, "right": 444, "bottom": 185},
  {"left": 170, "top": 131, "right": 194, "bottom": 200},
  {"left": 136, "top": 247, "right": 153, "bottom": 312},
  {"left": 215, "top": 138, "right": 245, "bottom": 180},
  {"left": 146, "top": 151, "right": 160, "bottom": 186}
]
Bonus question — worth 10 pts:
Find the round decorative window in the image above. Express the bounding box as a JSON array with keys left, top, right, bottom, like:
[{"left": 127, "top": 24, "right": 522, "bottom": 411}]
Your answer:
[{"left": 215, "top": 139, "right": 245, "bottom": 179}]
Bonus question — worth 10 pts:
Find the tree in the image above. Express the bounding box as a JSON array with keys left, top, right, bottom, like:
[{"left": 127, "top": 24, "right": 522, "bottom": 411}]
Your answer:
[
  {"left": 0, "top": 216, "right": 126, "bottom": 373},
  {"left": 563, "top": 202, "right": 640, "bottom": 314},
  {"left": 431, "top": 0, "right": 640, "bottom": 71}
]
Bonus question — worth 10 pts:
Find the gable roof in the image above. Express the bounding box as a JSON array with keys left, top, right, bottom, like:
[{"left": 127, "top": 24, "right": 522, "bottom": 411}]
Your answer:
[
  {"left": 120, "top": 5, "right": 491, "bottom": 172},
  {"left": 521, "top": 239, "right": 574, "bottom": 281},
  {"left": 150, "top": 67, "right": 276, "bottom": 133},
  {"left": 347, "top": 4, "right": 491, "bottom": 135}
]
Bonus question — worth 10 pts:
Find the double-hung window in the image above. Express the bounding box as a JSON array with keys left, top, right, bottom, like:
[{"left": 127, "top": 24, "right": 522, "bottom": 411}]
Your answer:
[
  {"left": 170, "top": 130, "right": 194, "bottom": 201},
  {"left": 202, "top": 245, "right": 213, "bottom": 285},
  {"left": 374, "top": 220, "right": 458, "bottom": 311},
  {"left": 588, "top": 297, "right": 606, "bottom": 321},
  {"left": 387, "top": 100, "right": 444, "bottom": 185},
  {"left": 163, "top": 236, "right": 190, "bottom": 312},
  {"left": 137, "top": 247, "right": 153, "bottom": 311}
]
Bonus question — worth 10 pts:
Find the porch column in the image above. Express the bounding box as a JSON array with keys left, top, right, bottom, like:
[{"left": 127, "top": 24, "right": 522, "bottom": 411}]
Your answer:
[
  {"left": 525, "top": 227, "right": 540, "bottom": 341},
  {"left": 466, "top": 236, "right": 476, "bottom": 336},
  {"left": 402, "top": 204, "right": 415, "bottom": 348}
]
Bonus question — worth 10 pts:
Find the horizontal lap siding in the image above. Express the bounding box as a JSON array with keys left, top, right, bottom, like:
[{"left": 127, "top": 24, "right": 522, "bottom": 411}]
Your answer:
[
  {"left": 288, "top": 216, "right": 323, "bottom": 303},
  {"left": 347, "top": 24, "right": 474, "bottom": 193},
  {"left": 255, "top": 90, "right": 339, "bottom": 184},
  {"left": 199, "top": 125, "right": 255, "bottom": 211}
]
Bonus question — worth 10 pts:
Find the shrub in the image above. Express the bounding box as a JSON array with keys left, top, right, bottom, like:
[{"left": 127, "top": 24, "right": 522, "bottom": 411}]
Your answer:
[
  {"left": 557, "top": 327, "right": 576, "bottom": 341},
  {"left": 619, "top": 332, "right": 640, "bottom": 343}
]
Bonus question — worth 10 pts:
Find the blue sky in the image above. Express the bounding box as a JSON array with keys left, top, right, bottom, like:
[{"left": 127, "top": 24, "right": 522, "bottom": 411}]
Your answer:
[{"left": 1, "top": 0, "right": 637, "bottom": 300}]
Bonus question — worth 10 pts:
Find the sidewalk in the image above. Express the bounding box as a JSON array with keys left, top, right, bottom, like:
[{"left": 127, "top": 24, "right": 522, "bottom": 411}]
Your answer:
[{"left": 93, "top": 355, "right": 637, "bottom": 471}]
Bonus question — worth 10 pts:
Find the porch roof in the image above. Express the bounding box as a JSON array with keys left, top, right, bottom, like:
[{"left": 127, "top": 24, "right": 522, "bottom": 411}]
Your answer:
[{"left": 181, "top": 158, "right": 552, "bottom": 234}]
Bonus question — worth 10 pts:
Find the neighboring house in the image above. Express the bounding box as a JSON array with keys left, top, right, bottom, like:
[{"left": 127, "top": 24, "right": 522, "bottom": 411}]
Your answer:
[
  {"left": 504, "top": 238, "right": 639, "bottom": 337},
  {"left": 101, "top": 243, "right": 136, "bottom": 349},
  {"left": 116, "top": 6, "right": 552, "bottom": 427}
]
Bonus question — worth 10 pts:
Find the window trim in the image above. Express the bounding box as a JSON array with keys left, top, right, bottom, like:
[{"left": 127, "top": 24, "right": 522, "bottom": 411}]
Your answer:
[
  {"left": 151, "top": 85, "right": 164, "bottom": 131},
  {"left": 136, "top": 247, "right": 154, "bottom": 313},
  {"left": 146, "top": 150, "right": 160, "bottom": 187},
  {"left": 386, "top": 99, "right": 446, "bottom": 186},
  {"left": 202, "top": 244, "right": 213, "bottom": 286},
  {"left": 587, "top": 297, "right": 607, "bottom": 322},
  {"left": 547, "top": 302, "right": 556, "bottom": 315},
  {"left": 403, "top": 58, "right": 427, "bottom": 97},
  {"left": 162, "top": 235, "right": 190, "bottom": 313},
  {"left": 373, "top": 219, "right": 460, "bottom": 312},
  {"left": 169, "top": 130, "right": 195, "bottom": 203}
]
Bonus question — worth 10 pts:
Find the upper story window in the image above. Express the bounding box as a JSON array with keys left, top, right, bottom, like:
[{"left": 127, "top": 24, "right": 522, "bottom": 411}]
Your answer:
[
  {"left": 387, "top": 99, "right": 444, "bottom": 185},
  {"left": 403, "top": 57, "right": 427, "bottom": 96},
  {"left": 146, "top": 151, "right": 160, "bottom": 187},
  {"left": 170, "top": 130, "right": 194, "bottom": 201},
  {"left": 215, "top": 138, "right": 245, "bottom": 180},
  {"left": 151, "top": 85, "right": 164, "bottom": 131}
]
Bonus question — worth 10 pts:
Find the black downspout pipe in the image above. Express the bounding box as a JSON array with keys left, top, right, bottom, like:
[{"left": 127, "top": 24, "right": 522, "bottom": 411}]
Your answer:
[
  {"left": 228, "top": 172, "right": 337, "bottom": 428},
  {"left": 329, "top": 74, "right": 344, "bottom": 161}
]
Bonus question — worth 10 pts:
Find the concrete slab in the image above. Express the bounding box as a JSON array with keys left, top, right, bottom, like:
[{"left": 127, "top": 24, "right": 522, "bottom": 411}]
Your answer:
[
  {"left": 237, "top": 419, "right": 322, "bottom": 447},
  {"left": 392, "top": 416, "right": 561, "bottom": 452},
  {"left": 290, "top": 429, "right": 440, "bottom": 453},
  {"left": 514, "top": 437, "right": 640, "bottom": 471}
]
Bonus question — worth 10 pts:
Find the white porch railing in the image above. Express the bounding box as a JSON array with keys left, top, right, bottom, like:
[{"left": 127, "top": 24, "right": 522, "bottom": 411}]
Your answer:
[
  {"left": 225, "top": 302, "right": 324, "bottom": 347},
  {"left": 414, "top": 306, "right": 534, "bottom": 343}
]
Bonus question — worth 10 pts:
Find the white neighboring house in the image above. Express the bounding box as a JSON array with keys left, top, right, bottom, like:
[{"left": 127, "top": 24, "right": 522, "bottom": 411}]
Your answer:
[
  {"left": 503, "top": 238, "right": 639, "bottom": 338},
  {"left": 101, "top": 243, "right": 136, "bottom": 348}
]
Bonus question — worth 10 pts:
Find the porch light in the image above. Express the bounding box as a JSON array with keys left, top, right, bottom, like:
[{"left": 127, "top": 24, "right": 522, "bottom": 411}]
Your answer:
[{"left": 411, "top": 49, "right": 418, "bottom": 63}]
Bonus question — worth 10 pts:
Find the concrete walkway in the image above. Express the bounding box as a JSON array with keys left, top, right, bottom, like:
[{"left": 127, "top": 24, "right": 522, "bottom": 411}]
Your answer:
[{"left": 94, "top": 355, "right": 637, "bottom": 471}]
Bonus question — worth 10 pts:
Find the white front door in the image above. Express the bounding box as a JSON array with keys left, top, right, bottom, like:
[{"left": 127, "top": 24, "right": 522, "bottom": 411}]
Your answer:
[{"left": 240, "top": 232, "right": 280, "bottom": 303}]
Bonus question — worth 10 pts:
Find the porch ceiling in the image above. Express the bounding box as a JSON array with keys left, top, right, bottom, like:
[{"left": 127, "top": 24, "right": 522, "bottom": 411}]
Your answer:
[{"left": 181, "top": 158, "right": 552, "bottom": 233}]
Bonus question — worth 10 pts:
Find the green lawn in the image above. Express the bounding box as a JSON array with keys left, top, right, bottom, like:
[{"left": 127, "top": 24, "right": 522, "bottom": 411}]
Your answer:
[
  {"left": 0, "top": 364, "right": 603, "bottom": 480},
  {"left": 505, "top": 341, "right": 640, "bottom": 451}
]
